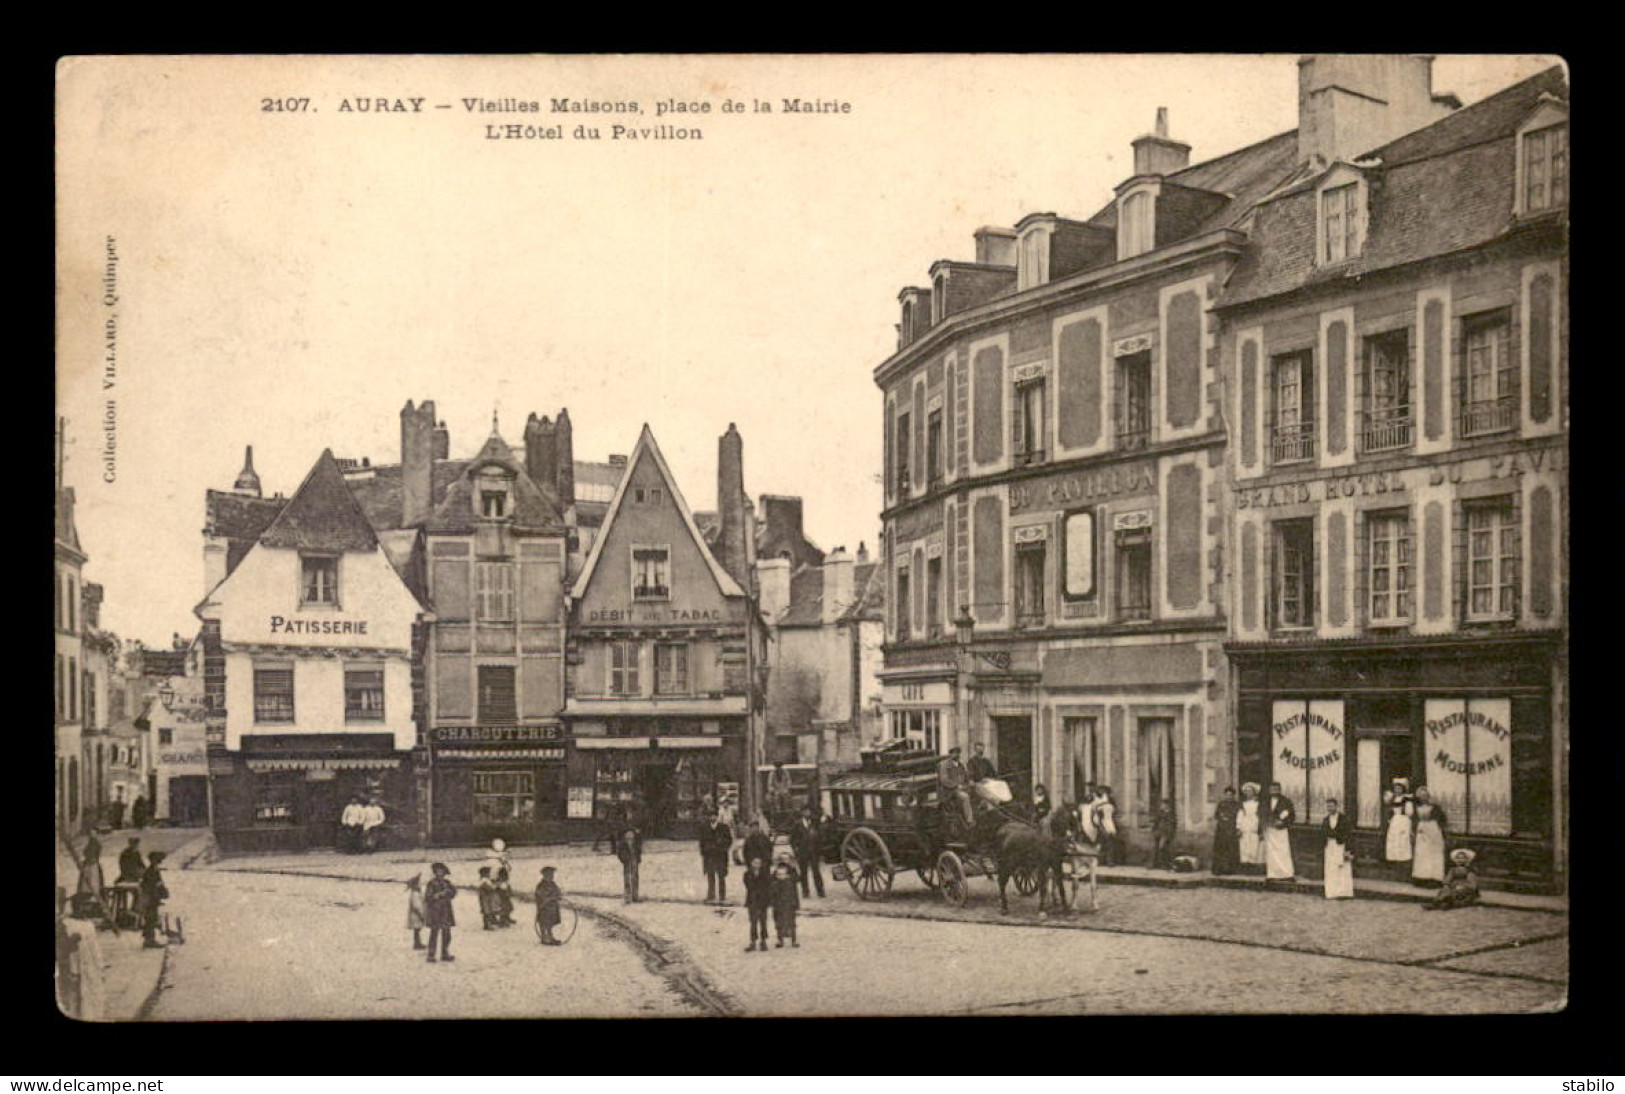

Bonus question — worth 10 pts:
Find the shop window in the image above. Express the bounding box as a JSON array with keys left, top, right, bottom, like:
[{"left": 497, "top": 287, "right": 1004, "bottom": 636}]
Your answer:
[
  {"left": 1361, "top": 330, "right": 1413, "bottom": 452},
  {"left": 1117, "top": 352, "right": 1152, "bottom": 450},
  {"left": 632, "top": 546, "right": 670, "bottom": 600},
  {"left": 655, "top": 642, "right": 689, "bottom": 695},
  {"left": 1460, "top": 310, "right": 1517, "bottom": 437},
  {"left": 300, "top": 554, "right": 340, "bottom": 607},
  {"left": 1424, "top": 698, "right": 1513, "bottom": 836},
  {"left": 1466, "top": 500, "right": 1519, "bottom": 621},
  {"left": 253, "top": 773, "right": 298, "bottom": 824},
  {"left": 159, "top": 728, "right": 174, "bottom": 746},
  {"left": 477, "top": 561, "right": 515, "bottom": 621},
  {"left": 1522, "top": 123, "right": 1567, "bottom": 213},
  {"left": 593, "top": 755, "right": 636, "bottom": 820},
  {"left": 473, "top": 770, "right": 535, "bottom": 825},
  {"left": 1014, "top": 378, "right": 1047, "bottom": 466},
  {"left": 1367, "top": 510, "right": 1414, "bottom": 625},
  {"left": 345, "top": 664, "right": 386, "bottom": 722},
  {"left": 889, "top": 708, "right": 941, "bottom": 753},
  {"left": 1116, "top": 530, "right": 1152, "bottom": 621},
  {"left": 477, "top": 665, "right": 518, "bottom": 723},
  {"left": 895, "top": 565, "right": 911, "bottom": 641},
  {"left": 926, "top": 408, "right": 943, "bottom": 485},
  {"left": 926, "top": 556, "right": 944, "bottom": 637},
  {"left": 1270, "top": 351, "right": 1315, "bottom": 463},
  {"left": 895, "top": 410, "right": 912, "bottom": 493},
  {"left": 673, "top": 756, "right": 719, "bottom": 823},
  {"left": 1014, "top": 539, "right": 1047, "bottom": 628},
  {"left": 1063, "top": 510, "right": 1096, "bottom": 600},
  {"left": 1064, "top": 716, "right": 1103, "bottom": 803},
  {"left": 609, "top": 641, "right": 641, "bottom": 697},
  {"left": 1138, "top": 717, "right": 1176, "bottom": 826},
  {"left": 253, "top": 664, "right": 295, "bottom": 724},
  {"left": 1272, "top": 519, "right": 1315, "bottom": 631},
  {"left": 1320, "top": 182, "right": 1361, "bottom": 264}
]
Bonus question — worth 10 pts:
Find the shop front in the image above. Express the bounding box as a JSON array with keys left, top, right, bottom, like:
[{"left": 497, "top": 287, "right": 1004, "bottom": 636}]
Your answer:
[
  {"left": 879, "top": 674, "right": 958, "bottom": 755},
  {"left": 1231, "top": 634, "right": 1561, "bottom": 891},
  {"left": 427, "top": 724, "right": 568, "bottom": 846},
  {"left": 211, "top": 733, "right": 416, "bottom": 854},
  {"left": 566, "top": 716, "right": 746, "bottom": 840}
]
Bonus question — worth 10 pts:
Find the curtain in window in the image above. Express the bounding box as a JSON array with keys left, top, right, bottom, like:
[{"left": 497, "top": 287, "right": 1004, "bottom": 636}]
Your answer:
[
  {"left": 1141, "top": 718, "right": 1174, "bottom": 817},
  {"left": 1066, "top": 717, "right": 1099, "bottom": 802},
  {"left": 1424, "top": 697, "right": 1512, "bottom": 836}
]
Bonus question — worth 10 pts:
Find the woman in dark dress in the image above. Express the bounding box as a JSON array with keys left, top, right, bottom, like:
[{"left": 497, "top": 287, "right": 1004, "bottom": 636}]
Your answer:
[{"left": 1211, "top": 786, "right": 1241, "bottom": 875}]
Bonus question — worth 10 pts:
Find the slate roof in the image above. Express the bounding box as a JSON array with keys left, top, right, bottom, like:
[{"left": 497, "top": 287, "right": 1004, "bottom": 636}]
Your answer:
[
  {"left": 1086, "top": 128, "right": 1303, "bottom": 238},
  {"left": 1219, "top": 67, "right": 1567, "bottom": 310},
  {"left": 423, "top": 432, "right": 565, "bottom": 534},
  {"left": 776, "top": 559, "right": 885, "bottom": 628},
  {"left": 259, "top": 449, "right": 381, "bottom": 552},
  {"left": 844, "top": 561, "right": 884, "bottom": 623},
  {"left": 55, "top": 487, "right": 83, "bottom": 554}
]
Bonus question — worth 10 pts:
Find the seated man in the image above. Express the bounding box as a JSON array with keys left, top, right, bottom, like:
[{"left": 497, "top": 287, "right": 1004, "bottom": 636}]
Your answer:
[{"left": 938, "top": 747, "right": 974, "bottom": 831}]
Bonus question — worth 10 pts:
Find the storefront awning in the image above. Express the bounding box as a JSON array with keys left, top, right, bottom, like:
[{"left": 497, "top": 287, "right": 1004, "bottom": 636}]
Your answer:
[
  {"left": 436, "top": 748, "right": 565, "bottom": 761},
  {"left": 575, "top": 736, "right": 723, "bottom": 750},
  {"left": 246, "top": 757, "right": 402, "bottom": 773}
]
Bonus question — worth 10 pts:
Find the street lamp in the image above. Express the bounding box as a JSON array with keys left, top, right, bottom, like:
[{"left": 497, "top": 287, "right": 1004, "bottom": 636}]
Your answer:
[{"left": 953, "top": 606, "right": 975, "bottom": 754}]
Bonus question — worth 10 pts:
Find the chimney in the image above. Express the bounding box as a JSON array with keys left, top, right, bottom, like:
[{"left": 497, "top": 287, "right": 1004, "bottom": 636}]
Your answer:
[
  {"left": 717, "top": 423, "right": 749, "bottom": 588},
  {"left": 759, "top": 495, "right": 806, "bottom": 566},
  {"left": 756, "top": 556, "right": 791, "bottom": 623},
  {"left": 432, "top": 420, "right": 450, "bottom": 461},
  {"left": 400, "top": 399, "right": 437, "bottom": 527},
  {"left": 856, "top": 541, "right": 870, "bottom": 565},
  {"left": 524, "top": 413, "right": 558, "bottom": 492},
  {"left": 83, "top": 582, "right": 104, "bottom": 630},
  {"left": 974, "top": 226, "right": 1018, "bottom": 266},
  {"left": 233, "top": 445, "right": 262, "bottom": 497},
  {"left": 608, "top": 454, "right": 628, "bottom": 468},
  {"left": 1132, "top": 107, "right": 1192, "bottom": 176},
  {"left": 823, "top": 546, "right": 854, "bottom": 625},
  {"left": 555, "top": 408, "right": 576, "bottom": 517},
  {"left": 1297, "top": 54, "right": 1457, "bottom": 167}
]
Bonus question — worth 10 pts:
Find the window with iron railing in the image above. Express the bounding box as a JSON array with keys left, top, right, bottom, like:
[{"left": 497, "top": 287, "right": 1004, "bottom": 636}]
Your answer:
[
  {"left": 1271, "top": 352, "right": 1316, "bottom": 464},
  {"left": 1461, "top": 313, "right": 1518, "bottom": 438},
  {"left": 1272, "top": 519, "right": 1315, "bottom": 630},
  {"left": 1465, "top": 501, "right": 1519, "bottom": 622},
  {"left": 1362, "top": 331, "right": 1413, "bottom": 452},
  {"left": 632, "top": 547, "right": 670, "bottom": 600},
  {"left": 1367, "top": 511, "right": 1414, "bottom": 625},
  {"left": 1117, "top": 353, "right": 1152, "bottom": 451},
  {"left": 1014, "top": 542, "right": 1047, "bottom": 628}
]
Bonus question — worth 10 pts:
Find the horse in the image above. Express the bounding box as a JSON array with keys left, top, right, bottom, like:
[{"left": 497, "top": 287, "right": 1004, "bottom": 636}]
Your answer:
[{"left": 992, "top": 813, "right": 1073, "bottom": 916}]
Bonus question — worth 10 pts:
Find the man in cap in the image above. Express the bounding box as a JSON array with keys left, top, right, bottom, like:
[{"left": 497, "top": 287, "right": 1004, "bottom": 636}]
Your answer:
[
  {"left": 139, "top": 852, "right": 170, "bottom": 949},
  {"left": 967, "top": 742, "right": 996, "bottom": 783},
  {"left": 939, "top": 747, "right": 974, "bottom": 830},
  {"left": 117, "top": 837, "right": 146, "bottom": 884},
  {"left": 535, "top": 866, "right": 564, "bottom": 944}
]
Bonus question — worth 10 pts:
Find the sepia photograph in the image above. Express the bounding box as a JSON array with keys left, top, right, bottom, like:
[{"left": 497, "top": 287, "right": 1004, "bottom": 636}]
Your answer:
[{"left": 53, "top": 52, "right": 1568, "bottom": 1021}]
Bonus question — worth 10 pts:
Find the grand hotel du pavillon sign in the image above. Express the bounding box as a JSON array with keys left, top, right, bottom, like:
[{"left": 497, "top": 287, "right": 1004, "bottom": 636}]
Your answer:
[{"left": 1009, "top": 461, "right": 1157, "bottom": 514}]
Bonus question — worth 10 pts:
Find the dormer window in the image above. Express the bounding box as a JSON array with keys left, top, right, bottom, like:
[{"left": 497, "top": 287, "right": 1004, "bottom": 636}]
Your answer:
[
  {"left": 1315, "top": 167, "right": 1368, "bottom": 267},
  {"left": 932, "top": 274, "right": 947, "bottom": 323},
  {"left": 1522, "top": 123, "right": 1567, "bottom": 213},
  {"left": 1119, "top": 189, "right": 1155, "bottom": 259},
  {"left": 475, "top": 467, "right": 514, "bottom": 520},
  {"left": 481, "top": 490, "right": 507, "bottom": 518},
  {"left": 1017, "top": 225, "right": 1051, "bottom": 291}
]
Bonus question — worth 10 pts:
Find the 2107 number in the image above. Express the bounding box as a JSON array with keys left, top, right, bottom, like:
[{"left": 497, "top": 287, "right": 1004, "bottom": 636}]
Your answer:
[{"left": 261, "top": 98, "right": 312, "bottom": 112}]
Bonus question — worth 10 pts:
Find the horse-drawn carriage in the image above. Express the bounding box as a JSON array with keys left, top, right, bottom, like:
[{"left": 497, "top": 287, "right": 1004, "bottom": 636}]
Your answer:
[{"left": 820, "top": 744, "right": 1098, "bottom": 913}]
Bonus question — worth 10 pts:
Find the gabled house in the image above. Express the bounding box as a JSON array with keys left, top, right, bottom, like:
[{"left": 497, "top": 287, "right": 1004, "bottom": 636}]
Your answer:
[{"left": 563, "top": 424, "right": 767, "bottom": 836}]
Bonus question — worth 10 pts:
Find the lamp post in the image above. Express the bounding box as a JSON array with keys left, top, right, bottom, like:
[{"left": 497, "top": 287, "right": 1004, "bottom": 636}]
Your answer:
[{"left": 953, "top": 606, "right": 975, "bottom": 755}]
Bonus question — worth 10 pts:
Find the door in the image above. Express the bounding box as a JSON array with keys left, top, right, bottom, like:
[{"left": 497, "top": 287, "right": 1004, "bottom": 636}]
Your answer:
[
  {"left": 993, "top": 716, "right": 1034, "bottom": 802},
  {"left": 638, "top": 763, "right": 675, "bottom": 836},
  {"left": 168, "top": 776, "right": 208, "bottom": 826}
]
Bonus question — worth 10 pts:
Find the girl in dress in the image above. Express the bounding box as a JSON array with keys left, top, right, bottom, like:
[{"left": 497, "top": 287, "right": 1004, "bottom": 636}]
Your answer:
[
  {"left": 1321, "top": 797, "right": 1355, "bottom": 899},
  {"left": 1383, "top": 777, "right": 1414, "bottom": 875},
  {"left": 1093, "top": 787, "right": 1121, "bottom": 866},
  {"left": 1236, "top": 783, "right": 1264, "bottom": 871},
  {"left": 405, "top": 873, "right": 426, "bottom": 950},
  {"left": 1410, "top": 786, "right": 1447, "bottom": 887}
]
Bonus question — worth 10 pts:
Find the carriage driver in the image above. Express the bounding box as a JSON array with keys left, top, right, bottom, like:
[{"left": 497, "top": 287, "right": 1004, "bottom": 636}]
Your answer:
[{"left": 939, "top": 747, "right": 975, "bottom": 828}]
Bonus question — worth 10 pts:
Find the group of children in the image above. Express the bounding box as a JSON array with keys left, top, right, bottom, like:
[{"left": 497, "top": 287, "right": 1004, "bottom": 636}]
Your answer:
[
  {"left": 404, "top": 845, "right": 569, "bottom": 963},
  {"left": 742, "top": 853, "right": 802, "bottom": 952}
]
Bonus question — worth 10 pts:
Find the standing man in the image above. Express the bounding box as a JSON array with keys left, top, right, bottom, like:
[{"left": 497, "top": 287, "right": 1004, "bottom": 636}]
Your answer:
[
  {"left": 700, "top": 810, "right": 733, "bottom": 904},
  {"left": 938, "top": 747, "right": 974, "bottom": 830},
  {"left": 130, "top": 795, "right": 151, "bottom": 830},
  {"left": 138, "top": 851, "right": 169, "bottom": 949},
  {"left": 743, "top": 814, "right": 774, "bottom": 871},
  {"left": 339, "top": 797, "right": 363, "bottom": 853},
  {"left": 117, "top": 837, "right": 145, "bottom": 883},
  {"left": 361, "top": 798, "right": 386, "bottom": 853},
  {"left": 790, "top": 807, "right": 824, "bottom": 898},
  {"left": 767, "top": 762, "right": 794, "bottom": 829},
  {"left": 1263, "top": 781, "right": 1297, "bottom": 886},
  {"left": 967, "top": 742, "right": 996, "bottom": 783},
  {"left": 108, "top": 792, "right": 127, "bottom": 830},
  {"left": 617, "top": 820, "right": 643, "bottom": 904}
]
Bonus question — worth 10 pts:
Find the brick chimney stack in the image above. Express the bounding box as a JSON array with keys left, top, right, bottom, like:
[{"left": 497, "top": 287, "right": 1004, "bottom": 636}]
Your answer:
[
  {"left": 555, "top": 408, "right": 576, "bottom": 519},
  {"left": 400, "top": 399, "right": 437, "bottom": 527},
  {"left": 717, "top": 423, "right": 749, "bottom": 588},
  {"left": 524, "top": 413, "right": 558, "bottom": 493},
  {"left": 432, "top": 420, "right": 450, "bottom": 461},
  {"left": 822, "top": 547, "right": 854, "bottom": 625},
  {"left": 1297, "top": 54, "right": 1458, "bottom": 167},
  {"left": 1132, "top": 107, "right": 1192, "bottom": 176}
]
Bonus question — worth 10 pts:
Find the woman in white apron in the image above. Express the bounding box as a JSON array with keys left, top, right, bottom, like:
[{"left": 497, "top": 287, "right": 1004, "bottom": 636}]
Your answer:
[
  {"left": 1236, "top": 783, "right": 1264, "bottom": 869},
  {"left": 1409, "top": 786, "right": 1447, "bottom": 886},
  {"left": 1383, "top": 778, "right": 1414, "bottom": 871},
  {"left": 1321, "top": 798, "right": 1355, "bottom": 899}
]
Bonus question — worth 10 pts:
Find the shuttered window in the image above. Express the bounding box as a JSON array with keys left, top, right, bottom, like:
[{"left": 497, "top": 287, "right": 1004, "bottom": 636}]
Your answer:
[
  {"left": 477, "top": 562, "right": 515, "bottom": 621},
  {"left": 477, "top": 665, "right": 518, "bottom": 724},
  {"left": 345, "top": 665, "right": 386, "bottom": 722},
  {"left": 254, "top": 665, "right": 295, "bottom": 724}
]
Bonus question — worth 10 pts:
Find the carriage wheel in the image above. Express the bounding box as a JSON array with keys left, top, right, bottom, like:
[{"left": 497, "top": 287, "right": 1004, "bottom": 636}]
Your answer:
[
  {"left": 841, "top": 827, "right": 895, "bottom": 901},
  {"left": 937, "top": 850, "right": 968, "bottom": 908},
  {"left": 1013, "top": 867, "right": 1039, "bottom": 896},
  {"left": 916, "top": 862, "right": 939, "bottom": 890}
]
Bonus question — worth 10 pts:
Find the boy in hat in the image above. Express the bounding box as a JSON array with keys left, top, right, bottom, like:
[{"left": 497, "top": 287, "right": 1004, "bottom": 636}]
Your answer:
[
  {"left": 405, "top": 874, "right": 427, "bottom": 950},
  {"left": 770, "top": 854, "right": 801, "bottom": 948},
  {"left": 477, "top": 866, "right": 499, "bottom": 929},
  {"left": 1424, "top": 849, "right": 1481, "bottom": 912},
  {"left": 494, "top": 866, "right": 516, "bottom": 928},
  {"left": 742, "top": 856, "right": 772, "bottom": 952},
  {"left": 535, "top": 866, "right": 563, "bottom": 945},
  {"left": 424, "top": 863, "right": 456, "bottom": 962}
]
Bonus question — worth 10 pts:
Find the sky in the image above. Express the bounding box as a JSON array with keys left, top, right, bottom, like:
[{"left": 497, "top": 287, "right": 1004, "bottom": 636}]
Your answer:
[{"left": 56, "top": 53, "right": 1560, "bottom": 644}]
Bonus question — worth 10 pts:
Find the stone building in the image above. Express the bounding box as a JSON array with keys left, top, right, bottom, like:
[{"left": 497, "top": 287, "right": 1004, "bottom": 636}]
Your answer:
[
  {"left": 873, "top": 104, "right": 1295, "bottom": 857},
  {"left": 55, "top": 419, "right": 87, "bottom": 833},
  {"left": 1216, "top": 61, "right": 1568, "bottom": 889}
]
